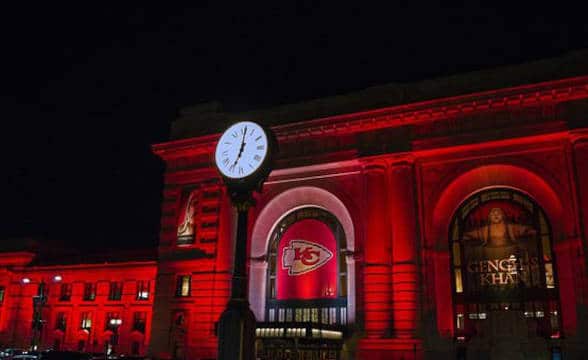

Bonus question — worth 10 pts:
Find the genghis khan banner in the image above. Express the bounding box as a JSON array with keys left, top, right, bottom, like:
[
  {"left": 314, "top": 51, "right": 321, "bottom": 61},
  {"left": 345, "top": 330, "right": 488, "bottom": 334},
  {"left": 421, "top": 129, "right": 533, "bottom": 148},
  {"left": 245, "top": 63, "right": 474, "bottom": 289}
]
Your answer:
[
  {"left": 452, "top": 189, "right": 556, "bottom": 302},
  {"left": 177, "top": 188, "right": 198, "bottom": 245},
  {"left": 277, "top": 218, "right": 338, "bottom": 300}
]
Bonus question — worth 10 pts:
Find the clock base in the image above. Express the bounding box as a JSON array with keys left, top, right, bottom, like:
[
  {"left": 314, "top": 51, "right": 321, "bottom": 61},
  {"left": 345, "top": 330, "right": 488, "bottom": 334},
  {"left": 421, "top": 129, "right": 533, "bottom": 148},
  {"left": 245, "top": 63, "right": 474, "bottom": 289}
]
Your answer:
[{"left": 217, "top": 299, "right": 256, "bottom": 360}]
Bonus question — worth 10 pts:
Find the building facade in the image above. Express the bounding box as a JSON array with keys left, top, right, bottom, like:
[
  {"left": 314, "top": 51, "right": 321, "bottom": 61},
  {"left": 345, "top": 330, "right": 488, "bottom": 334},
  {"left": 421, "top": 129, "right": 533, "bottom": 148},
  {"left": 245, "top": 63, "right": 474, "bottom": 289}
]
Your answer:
[
  {"left": 151, "top": 53, "right": 588, "bottom": 359},
  {"left": 0, "top": 251, "right": 156, "bottom": 356},
  {"left": 1, "top": 53, "right": 587, "bottom": 359}
]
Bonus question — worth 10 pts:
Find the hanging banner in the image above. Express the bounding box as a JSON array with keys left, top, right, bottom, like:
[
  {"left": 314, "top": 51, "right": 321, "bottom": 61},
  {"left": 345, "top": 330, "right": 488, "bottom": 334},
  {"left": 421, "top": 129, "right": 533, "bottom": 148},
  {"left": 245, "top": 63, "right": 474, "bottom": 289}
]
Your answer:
[
  {"left": 459, "top": 192, "right": 543, "bottom": 301},
  {"left": 277, "top": 218, "right": 338, "bottom": 300},
  {"left": 177, "top": 189, "right": 198, "bottom": 245}
]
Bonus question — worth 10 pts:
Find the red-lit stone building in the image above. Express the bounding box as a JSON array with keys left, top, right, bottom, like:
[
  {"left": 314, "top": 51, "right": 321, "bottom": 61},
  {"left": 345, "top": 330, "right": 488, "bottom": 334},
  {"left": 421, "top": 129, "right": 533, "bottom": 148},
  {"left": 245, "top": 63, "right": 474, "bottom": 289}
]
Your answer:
[
  {"left": 2, "top": 52, "right": 588, "bottom": 359},
  {"left": 0, "top": 248, "right": 156, "bottom": 356}
]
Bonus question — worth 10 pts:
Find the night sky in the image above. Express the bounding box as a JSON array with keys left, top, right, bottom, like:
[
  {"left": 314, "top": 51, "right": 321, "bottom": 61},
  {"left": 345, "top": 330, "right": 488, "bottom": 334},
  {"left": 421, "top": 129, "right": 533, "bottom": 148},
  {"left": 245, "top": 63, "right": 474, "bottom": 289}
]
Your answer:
[{"left": 1, "top": 3, "right": 586, "bottom": 251}]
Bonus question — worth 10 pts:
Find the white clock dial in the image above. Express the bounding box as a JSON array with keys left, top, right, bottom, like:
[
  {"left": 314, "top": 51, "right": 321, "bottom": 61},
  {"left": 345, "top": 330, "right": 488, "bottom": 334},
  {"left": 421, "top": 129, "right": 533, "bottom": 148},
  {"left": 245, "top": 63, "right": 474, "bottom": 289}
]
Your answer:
[{"left": 215, "top": 121, "right": 269, "bottom": 179}]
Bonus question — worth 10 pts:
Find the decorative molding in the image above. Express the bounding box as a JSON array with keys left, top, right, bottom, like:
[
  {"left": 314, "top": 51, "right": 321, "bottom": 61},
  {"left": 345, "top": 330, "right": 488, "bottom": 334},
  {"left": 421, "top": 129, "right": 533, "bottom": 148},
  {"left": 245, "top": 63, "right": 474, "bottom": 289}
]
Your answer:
[{"left": 153, "top": 77, "right": 588, "bottom": 163}]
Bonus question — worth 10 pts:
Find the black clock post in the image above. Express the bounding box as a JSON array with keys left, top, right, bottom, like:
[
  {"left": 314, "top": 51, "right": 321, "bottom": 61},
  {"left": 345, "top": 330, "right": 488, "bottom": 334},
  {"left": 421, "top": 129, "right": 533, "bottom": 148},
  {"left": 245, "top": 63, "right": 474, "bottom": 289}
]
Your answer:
[
  {"left": 215, "top": 121, "right": 275, "bottom": 360},
  {"left": 217, "top": 190, "right": 257, "bottom": 360}
]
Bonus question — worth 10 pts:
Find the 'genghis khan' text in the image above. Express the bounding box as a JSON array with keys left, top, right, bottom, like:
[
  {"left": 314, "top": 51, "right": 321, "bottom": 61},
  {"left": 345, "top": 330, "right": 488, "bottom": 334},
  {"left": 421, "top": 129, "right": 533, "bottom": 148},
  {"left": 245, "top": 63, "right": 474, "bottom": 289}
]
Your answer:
[{"left": 467, "top": 256, "right": 539, "bottom": 286}]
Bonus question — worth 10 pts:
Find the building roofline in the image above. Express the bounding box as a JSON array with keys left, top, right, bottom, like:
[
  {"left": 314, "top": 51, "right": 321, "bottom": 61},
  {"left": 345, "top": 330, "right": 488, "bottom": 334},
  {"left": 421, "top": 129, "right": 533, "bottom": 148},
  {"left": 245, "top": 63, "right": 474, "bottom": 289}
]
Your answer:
[{"left": 154, "top": 74, "right": 588, "bottom": 160}]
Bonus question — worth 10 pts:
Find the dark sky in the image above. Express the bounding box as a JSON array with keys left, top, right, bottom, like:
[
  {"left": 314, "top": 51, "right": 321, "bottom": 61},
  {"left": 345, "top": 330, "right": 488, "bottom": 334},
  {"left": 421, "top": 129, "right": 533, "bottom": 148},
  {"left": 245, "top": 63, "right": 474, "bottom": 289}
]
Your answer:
[{"left": 1, "top": 3, "right": 586, "bottom": 251}]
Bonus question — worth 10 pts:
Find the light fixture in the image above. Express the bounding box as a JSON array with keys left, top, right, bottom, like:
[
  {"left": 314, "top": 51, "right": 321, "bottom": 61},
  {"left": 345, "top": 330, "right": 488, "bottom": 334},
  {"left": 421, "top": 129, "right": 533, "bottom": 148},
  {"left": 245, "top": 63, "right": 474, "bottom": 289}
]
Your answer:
[
  {"left": 53, "top": 275, "right": 63, "bottom": 282},
  {"left": 21, "top": 277, "right": 31, "bottom": 284}
]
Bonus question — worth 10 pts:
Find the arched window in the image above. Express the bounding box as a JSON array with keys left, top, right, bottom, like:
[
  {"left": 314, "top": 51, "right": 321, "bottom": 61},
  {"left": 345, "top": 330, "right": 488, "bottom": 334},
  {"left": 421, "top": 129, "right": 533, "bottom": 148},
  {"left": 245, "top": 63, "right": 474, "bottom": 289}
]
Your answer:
[
  {"left": 450, "top": 188, "right": 560, "bottom": 338},
  {"left": 266, "top": 207, "right": 348, "bottom": 325}
]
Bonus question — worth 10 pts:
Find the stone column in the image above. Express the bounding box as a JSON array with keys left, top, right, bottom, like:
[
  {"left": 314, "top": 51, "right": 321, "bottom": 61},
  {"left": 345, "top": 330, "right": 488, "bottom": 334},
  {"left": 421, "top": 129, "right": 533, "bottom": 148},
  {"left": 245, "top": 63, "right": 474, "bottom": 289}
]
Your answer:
[
  {"left": 362, "top": 163, "right": 393, "bottom": 338},
  {"left": 389, "top": 160, "right": 419, "bottom": 338},
  {"left": 571, "top": 131, "right": 588, "bottom": 342}
]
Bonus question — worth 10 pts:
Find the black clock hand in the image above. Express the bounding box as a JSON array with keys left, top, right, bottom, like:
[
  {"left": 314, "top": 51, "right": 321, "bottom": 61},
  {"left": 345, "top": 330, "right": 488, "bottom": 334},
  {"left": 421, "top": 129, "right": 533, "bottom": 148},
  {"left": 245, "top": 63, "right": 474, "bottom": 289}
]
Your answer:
[{"left": 232, "top": 126, "right": 248, "bottom": 167}]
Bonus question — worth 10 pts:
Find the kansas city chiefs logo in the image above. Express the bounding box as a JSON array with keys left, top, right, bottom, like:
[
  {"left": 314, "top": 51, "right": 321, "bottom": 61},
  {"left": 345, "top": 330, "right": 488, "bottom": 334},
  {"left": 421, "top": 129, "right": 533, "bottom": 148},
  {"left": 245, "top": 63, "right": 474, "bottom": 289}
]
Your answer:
[{"left": 282, "top": 240, "right": 333, "bottom": 276}]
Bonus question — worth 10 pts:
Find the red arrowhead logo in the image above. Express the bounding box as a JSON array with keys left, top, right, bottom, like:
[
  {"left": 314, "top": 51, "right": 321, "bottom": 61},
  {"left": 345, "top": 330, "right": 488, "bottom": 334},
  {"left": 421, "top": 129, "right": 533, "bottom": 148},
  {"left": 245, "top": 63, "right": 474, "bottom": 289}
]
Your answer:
[{"left": 282, "top": 240, "right": 333, "bottom": 276}]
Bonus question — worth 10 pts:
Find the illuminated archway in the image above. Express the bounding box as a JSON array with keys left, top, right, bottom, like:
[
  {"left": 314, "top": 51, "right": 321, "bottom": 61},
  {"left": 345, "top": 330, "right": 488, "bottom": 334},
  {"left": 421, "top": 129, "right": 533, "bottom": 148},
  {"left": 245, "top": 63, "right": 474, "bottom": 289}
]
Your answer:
[
  {"left": 249, "top": 186, "right": 356, "bottom": 323},
  {"left": 449, "top": 188, "right": 561, "bottom": 339},
  {"left": 429, "top": 164, "right": 571, "bottom": 336}
]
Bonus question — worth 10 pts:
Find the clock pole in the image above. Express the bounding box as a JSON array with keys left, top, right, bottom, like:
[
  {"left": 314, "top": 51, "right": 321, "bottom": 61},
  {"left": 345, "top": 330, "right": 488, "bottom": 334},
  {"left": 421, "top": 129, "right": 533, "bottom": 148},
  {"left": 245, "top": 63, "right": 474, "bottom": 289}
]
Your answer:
[
  {"left": 217, "top": 190, "right": 257, "bottom": 360},
  {"left": 215, "top": 121, "right": 275, "bottom": 360}
]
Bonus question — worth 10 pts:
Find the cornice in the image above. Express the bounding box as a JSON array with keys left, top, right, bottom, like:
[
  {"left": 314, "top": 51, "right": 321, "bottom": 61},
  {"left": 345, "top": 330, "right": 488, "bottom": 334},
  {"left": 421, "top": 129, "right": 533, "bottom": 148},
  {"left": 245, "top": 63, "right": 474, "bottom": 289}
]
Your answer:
[
  {"left": 15, "top": 260, "right": 158, "bottom": 272},
  {"left": 153, "top": 76, "right": 588, "bottom": 160},
  {"left": 272, "top": 76, "right": 588, "bottom": 139}
]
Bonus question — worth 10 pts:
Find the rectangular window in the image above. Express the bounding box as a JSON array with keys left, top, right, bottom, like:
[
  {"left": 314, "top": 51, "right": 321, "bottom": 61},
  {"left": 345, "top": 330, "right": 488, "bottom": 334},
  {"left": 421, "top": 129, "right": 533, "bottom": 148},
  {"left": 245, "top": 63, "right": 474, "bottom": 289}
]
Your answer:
[
  {"left": 268, "top": 308, "right": 275, "bottom": 322},
  {"left": 452, "top": 243, "right": 461, "bottom": 266},
  {"left": 303, "top": 308, "right": 310, "bottom": 322},
  {"left": 105, "top": 312, "right": 121, "bottom": 331},
  {"left": 136, "top": 281, "right": 150, "bottom": 300},
  {"left": 83, "top": 283, "right": 96, "bottom": 301},
  {"left": 321, "top": 308, "right": 328, "bottom": 324},
  {"left": 545, "top": 263, "right": 555, "bottom": 289},
  {"left": 311, "top": 308, "right": 318, "bottom": 323},
  {"left": 175, "top": 275, "right": 191, "bottom": 297},
  {"left": 0, "top": 286, "right": 5, "bottom": 304},
  {"left": 109, "top": 282, "right": 123, "bottom": 301},
  {"left": 269, "top": 278, "right": 276, "bottom": 299},
  {"left": 133, "top": 312, "right": 147, "bottom": 333},
  {"left": 80, "top": 312, "right": 92, "bottom": 330},
  {"left": 295, "top": 308, "right": 303, "bottom": 322},
  {"left": 59, "top": 283, "right": 72, "bottom": 301},
  {"left": 55, "top": 312, "right": 67, "bottom": 331},
  {"left": 454, "top": 269, "right": 463, "bottom": 293},
  {"left": 329, "top": 307, "right": 337, "bottom": 325},
  {"left": 456, "top": 313, "right": 465, "bottom": 330}
]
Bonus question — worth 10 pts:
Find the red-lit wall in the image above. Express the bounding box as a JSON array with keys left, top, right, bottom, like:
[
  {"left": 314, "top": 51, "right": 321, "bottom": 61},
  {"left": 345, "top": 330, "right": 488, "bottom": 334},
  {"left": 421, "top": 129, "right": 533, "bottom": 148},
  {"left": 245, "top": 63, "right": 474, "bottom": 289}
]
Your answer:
[
  {"left": 152, "top": 76, "right": 588, "bottom": 359},
  {"left": 0, "top": 257, "right": 156, "bottom": 356},
  {"left": 4, "top": 76, "right": 586, "bottom": 359}
]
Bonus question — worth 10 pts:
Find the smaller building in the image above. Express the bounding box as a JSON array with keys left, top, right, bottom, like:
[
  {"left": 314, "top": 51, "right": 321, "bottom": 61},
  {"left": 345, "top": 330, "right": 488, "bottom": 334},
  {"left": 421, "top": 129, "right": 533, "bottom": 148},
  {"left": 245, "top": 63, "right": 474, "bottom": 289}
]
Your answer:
[{"left": 0, "top": 243, "right": 156, "bottom": 356}]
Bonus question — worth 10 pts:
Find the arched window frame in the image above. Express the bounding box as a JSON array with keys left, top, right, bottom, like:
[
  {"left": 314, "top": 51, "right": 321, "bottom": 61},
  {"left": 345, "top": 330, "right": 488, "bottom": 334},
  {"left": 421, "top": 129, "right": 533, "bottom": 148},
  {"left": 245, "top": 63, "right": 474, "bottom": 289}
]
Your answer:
[
  {"left": 449, "top": 188, "right": 561, "bottom": 338},
  {"left": 265, "top": 207, "right": 348, "bottom": 326}
]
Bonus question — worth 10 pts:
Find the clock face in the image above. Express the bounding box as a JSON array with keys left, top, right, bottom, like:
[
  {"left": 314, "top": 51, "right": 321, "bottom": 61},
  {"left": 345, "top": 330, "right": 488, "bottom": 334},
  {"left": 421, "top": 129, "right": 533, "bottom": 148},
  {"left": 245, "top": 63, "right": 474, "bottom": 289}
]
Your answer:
[{"left": 215, "top": 121, "right": 269, "bottom": 179}]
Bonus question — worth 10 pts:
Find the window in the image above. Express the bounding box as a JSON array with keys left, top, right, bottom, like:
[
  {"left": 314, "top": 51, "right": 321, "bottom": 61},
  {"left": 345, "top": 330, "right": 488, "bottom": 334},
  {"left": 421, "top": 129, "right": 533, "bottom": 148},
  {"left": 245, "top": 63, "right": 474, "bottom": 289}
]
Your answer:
[
  {"left": 265, "top": 207, "right": 348, "bottom": 325},
  {"left": 175, "top": 275, "right": 191, "bottom": 297},
  {"left": 83, "top": 283, "right": 96, "bottom": 301},
  {"left": 80, "top": 312, "right": 92, "bottom": 330},
  {"left": 450, "top": 188, "right": 561, "bottom": 337},
  {"left": 55, "top": 312, "right": 67, "bottom": 331},
  {"left": 0, "top": 286, "right": 5, "bottom": 304},
  {"left": 59, "top": 283, "right": 72, "bottom": 301},
  {"left": 108, "top": 282, "right": 123, "bottom": 301},
  {"left": 133, "top": 312, "right": 147, "bottom": 333},
  {"left": 136, "top": 281, "right": 150, "bottom": 300},
  {"left": 105, "top": 312, "right": 121, "bottom": 331}
]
